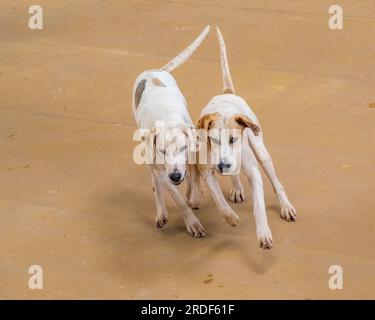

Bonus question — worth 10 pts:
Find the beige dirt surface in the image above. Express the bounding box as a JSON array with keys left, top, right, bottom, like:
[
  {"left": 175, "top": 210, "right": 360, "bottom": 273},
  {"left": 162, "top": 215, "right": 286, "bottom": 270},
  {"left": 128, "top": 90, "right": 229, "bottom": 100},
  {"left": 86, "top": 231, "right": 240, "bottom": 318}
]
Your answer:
[{"left": 0, "top": 0, "right": 374, "bottom": 299}]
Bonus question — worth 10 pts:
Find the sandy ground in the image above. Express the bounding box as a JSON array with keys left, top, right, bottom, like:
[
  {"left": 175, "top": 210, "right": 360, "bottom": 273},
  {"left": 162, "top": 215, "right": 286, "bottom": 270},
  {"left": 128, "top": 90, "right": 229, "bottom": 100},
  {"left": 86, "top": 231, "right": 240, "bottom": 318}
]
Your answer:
[{"left": 0, "top": 0, "right": 374, "bottom": 299}]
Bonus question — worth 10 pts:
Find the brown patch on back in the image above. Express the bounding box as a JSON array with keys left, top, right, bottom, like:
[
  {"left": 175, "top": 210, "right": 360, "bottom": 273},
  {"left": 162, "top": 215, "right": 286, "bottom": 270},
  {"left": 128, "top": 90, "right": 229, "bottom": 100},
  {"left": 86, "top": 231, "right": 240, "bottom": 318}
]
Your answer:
[
  {"left": 223, "top": 88, "right": 234, "bottom": 94},
  {"left": 152, "top": 77, "right": 167, "bottom": 87},
  {"left": 134, "top": 79, "right": 146, "bottom": 108}
]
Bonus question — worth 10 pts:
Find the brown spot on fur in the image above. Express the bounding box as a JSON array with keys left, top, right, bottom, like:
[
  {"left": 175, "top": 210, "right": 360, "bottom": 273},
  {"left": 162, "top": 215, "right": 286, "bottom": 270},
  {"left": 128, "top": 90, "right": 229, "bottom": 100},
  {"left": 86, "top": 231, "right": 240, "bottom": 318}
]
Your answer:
[
  {"left": 223, "top": 88, "right": 234, "bottom": 94},
  {"left": 134, "top": 79, "right": 146, "bottom": 108},
  {"left": 152, "top": 77, "right": 166, "bottom": 87}
]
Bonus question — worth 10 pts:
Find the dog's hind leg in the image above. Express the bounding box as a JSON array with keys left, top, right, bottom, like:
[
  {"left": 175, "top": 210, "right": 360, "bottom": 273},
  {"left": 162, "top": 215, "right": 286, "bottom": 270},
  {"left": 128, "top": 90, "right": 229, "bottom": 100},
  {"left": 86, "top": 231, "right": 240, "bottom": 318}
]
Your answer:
[
  {"left": 147, "top": 166, "right": 169, "bottom": 228},
  {"left": 246, "top": 130, "right": 297, "bottom": 222},
  {"left": 230, "top": 175, "right": 245, "bottom": 203}
]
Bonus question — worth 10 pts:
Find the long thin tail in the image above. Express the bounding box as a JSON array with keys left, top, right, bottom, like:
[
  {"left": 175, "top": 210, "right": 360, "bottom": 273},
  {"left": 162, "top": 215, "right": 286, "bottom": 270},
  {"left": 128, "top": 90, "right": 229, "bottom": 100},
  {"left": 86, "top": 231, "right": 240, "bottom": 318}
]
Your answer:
[
  {"left": 216, "top": 26, "right": 235, "bottom": 94},
  {"left": 161, "top": 25, "right": 210, "bottom": 73}
]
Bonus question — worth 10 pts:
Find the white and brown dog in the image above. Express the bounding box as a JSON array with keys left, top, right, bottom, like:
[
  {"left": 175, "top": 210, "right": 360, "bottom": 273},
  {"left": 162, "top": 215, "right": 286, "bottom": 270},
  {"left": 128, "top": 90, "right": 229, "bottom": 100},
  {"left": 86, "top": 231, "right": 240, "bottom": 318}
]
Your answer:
[
  {"left": 132, "top": 26, "right": 210, "bottom": 238},
  {"left": 196, "top": 27, "right": 297, "bottom": 249}
]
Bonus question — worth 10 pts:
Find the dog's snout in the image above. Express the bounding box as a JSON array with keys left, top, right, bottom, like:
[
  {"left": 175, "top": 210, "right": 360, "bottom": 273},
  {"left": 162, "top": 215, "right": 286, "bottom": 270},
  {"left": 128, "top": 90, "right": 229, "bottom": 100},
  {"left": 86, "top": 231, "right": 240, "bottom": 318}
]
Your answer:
[
  {"left": 218, "top": 161, "right": 232, "bottom": 172},
  {"left": 169, "top": 171, "right": 182, "bottom": 184}
]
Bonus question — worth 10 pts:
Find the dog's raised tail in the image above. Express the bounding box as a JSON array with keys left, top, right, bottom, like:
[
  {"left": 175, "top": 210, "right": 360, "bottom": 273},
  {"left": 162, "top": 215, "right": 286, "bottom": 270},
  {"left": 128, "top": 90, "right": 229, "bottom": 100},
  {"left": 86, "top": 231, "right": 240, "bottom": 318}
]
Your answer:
[
  {"left": 161, "top": 25, "right": 210, "bottom": 73},
  {"left": 216, "top": 26, "right": 235, "bottom": 94}
]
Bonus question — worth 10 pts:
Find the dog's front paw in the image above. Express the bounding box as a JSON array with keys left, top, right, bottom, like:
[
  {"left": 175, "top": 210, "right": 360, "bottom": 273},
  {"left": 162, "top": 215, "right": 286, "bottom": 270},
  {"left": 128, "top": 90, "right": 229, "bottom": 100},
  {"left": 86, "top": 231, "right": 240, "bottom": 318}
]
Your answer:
[
  {"left": 155, "top": 213, "right": 168, "bottom": 229},
  {"left": 256, "top": 224, "right": 273, "bottom": 250},
  {"left": 184, "top": 216, "right": 206, "bottom": 238},
  {"left": 280, "top": 200, "right": 297, "bottom": 222},
  {"left": 230, "top": 186, "right": 245, "bottom": 203},
  {"left": 222, "top": 210, "right": 240, "bottom": 227}
]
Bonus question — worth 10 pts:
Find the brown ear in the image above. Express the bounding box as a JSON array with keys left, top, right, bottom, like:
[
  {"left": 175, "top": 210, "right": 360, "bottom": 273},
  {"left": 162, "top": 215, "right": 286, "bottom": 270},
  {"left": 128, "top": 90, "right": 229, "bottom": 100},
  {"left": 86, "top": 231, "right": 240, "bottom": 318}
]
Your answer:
[
  {"left": 234, "top": 115, "right": 261, "bottom": 136},
  {"left": 197, "top": 113, "right": 220, "bottom": 131}
]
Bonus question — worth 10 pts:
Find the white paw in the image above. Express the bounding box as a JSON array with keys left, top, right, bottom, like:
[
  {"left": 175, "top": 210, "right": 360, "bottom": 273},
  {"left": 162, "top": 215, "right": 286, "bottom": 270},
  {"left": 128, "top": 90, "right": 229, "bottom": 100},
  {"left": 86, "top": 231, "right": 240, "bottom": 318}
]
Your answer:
[
  {"left": 222, "top": 210, "right": 240, "bottom": 227},
  {"left": 184, "top": 216, "right": 206, "bottom": 238},
  {"left": 155, "top": 213, "right": 168, "bottom": 229},
  {"left": 230, "top": 186, "right": 245, "bottom": 203},
  {"left": 256, "top": 224, "right": 273, "bottom": 250},
  {"left": 280, "top": 200, "right": 297, "bottom": 222}
]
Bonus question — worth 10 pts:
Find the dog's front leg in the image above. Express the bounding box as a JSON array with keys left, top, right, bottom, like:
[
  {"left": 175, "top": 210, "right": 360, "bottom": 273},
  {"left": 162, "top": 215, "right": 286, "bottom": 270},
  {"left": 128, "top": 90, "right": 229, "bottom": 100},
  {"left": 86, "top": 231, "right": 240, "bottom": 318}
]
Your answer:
[
  {"left": 155, "top": 171, "right": 206, "bottom": 238},
  {"left": 246, "top": 129, "right": 297, "bottom": 222},
  {"left": 147, "top": 165, "right": 169, "bottom": 228},
  {"left": 199, "top": 166, "right": 239, "bottom": 227},
  {"left": 186, "top": 164, "right": 203, "bottom": 210},
  {"left": 241, "top": 144, "right": 273, "bottom": 249}
]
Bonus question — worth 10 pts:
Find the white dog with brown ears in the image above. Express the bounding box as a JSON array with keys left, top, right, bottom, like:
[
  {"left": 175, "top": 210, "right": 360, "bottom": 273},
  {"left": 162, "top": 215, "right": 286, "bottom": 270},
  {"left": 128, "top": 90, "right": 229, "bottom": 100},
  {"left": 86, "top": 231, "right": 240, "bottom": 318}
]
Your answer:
[
  {"left": 196, "top": 27, "right": 297, "bottom": 249},
  {"left": 132, "top": 26, "right": 210, "bottom": 238}
]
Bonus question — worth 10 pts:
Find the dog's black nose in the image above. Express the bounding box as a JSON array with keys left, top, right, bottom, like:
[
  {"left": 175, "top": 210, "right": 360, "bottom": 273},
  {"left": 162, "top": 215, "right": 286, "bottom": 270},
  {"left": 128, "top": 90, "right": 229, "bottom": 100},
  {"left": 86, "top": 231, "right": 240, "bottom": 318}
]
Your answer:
[
  {"left": 218, "top": 161, "right": 231, "bottom": 172},
  {"left": 169, "top": 171, "right": 182, "bottom": 183}
]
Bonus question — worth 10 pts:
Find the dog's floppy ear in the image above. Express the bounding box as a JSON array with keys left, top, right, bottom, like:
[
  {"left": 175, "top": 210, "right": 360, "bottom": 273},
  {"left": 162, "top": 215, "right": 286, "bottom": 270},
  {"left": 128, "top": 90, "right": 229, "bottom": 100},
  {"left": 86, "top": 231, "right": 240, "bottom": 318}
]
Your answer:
[
  {"left": 233, "top": 115, "right": 261, "bottom": 136},
  {"left": 197, "top": 112, "right": 220, "bottom": 131}
]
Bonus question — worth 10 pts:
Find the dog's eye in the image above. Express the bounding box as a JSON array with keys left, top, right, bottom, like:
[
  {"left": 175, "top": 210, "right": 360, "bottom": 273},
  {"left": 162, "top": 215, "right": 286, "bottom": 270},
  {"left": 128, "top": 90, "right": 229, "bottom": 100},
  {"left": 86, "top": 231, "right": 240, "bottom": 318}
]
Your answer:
[{"left": 229, "top": 136, "right": 238, "bottom": 144}]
